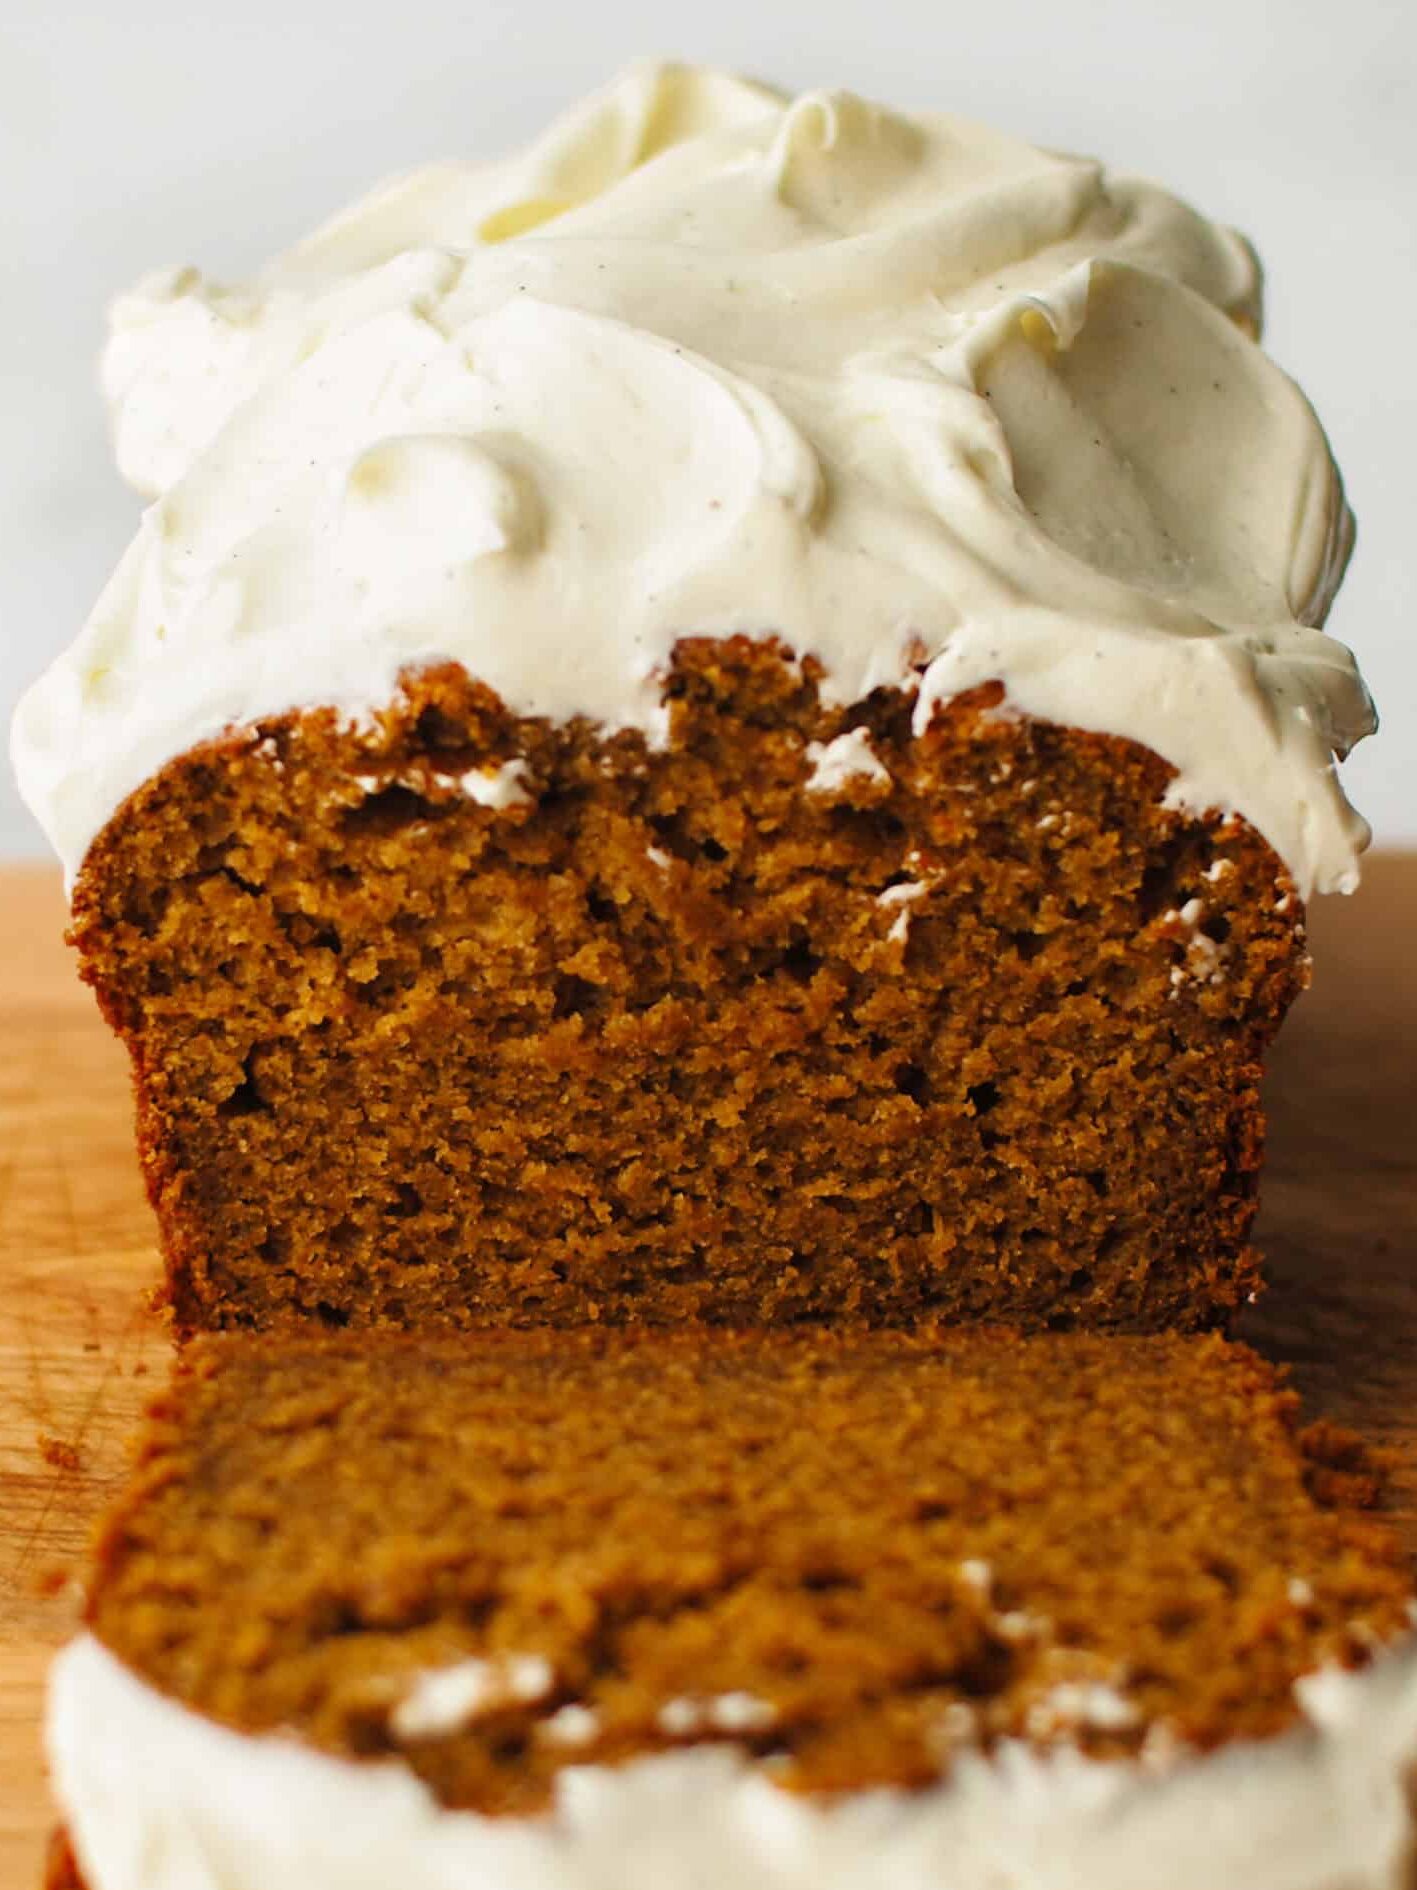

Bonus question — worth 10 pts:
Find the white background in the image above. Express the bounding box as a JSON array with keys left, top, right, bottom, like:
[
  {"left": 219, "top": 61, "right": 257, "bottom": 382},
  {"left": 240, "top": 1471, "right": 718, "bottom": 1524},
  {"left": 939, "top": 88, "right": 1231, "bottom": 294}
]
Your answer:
[{"left": 3, "top": 0, "right": 1412, "bottom": 860}]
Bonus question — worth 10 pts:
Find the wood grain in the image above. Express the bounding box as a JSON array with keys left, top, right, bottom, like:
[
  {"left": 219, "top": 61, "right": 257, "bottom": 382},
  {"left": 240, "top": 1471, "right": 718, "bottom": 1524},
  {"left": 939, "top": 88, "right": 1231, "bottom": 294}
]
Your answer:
[
  {"left": 0, "top": 868, "right": 168, "bottom": 1888},
  {"left": 1, "top": 857, "right": 1414, "bottom": 1884}
]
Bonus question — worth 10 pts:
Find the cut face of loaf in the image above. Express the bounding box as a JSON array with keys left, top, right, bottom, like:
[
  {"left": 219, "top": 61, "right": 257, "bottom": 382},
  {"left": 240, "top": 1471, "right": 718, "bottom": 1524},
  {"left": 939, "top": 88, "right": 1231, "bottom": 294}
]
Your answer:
[
  {"left": 70, "top": 638, "right": 1309, "bottom": 1333},
  {"left": 60, "top": 1328, "right": 1417, "bottom": 1817}
]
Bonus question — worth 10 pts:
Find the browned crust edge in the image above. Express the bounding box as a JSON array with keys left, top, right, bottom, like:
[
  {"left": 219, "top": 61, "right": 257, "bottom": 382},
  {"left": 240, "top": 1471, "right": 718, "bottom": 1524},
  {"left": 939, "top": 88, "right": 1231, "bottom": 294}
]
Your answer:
[{"left": 43, "top": 1828, "right": 85, "bottom": 1890}]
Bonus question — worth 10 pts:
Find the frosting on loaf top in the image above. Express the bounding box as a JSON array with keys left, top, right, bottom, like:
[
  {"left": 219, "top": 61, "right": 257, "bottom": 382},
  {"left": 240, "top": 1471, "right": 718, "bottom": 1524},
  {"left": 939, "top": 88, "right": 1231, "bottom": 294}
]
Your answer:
[{"left": 12, "top": 60, "right": 1374, "bottom": 893}]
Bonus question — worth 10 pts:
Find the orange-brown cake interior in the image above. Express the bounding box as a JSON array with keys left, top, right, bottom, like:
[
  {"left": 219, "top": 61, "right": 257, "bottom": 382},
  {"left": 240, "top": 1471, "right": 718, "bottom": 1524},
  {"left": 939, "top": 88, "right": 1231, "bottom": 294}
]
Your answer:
[
  {"left": 85, "top": 1327, "right": 1412, "bottom": 1817},
  {"left": 71, "top": 640, "right": 1307, "bottom": 1335}
]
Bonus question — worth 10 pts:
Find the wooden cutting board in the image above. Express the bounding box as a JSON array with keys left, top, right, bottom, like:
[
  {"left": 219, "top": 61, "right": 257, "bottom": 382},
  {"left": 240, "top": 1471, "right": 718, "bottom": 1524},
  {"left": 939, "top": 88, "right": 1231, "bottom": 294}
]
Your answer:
[{"left": 2, "top": 857, "right": 1415, "bottom": 1885}]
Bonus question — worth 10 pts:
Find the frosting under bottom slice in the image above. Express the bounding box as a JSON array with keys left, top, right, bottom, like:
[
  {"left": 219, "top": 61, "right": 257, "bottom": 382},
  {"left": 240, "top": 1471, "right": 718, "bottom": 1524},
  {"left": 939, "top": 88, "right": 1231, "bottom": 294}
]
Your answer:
[{"left": 46, "top": 1630, "right": 1417, "bottom": 1890}]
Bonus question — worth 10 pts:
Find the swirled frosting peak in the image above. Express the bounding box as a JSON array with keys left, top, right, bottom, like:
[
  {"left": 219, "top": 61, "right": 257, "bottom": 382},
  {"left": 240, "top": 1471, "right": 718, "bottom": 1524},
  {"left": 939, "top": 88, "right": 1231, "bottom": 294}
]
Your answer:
[{"left": 12, "top": 60, "right": 1374, "bottom": 893}]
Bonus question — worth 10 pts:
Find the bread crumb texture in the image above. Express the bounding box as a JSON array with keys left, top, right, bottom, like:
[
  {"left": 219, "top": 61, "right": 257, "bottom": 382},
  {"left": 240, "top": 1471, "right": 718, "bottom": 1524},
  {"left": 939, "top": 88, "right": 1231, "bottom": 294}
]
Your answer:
[
  {"left": 71, "top": 639, "right": 1308, "bottom": 1333},
  {"left": 86, "top": 1328, "right": 1410, "bottom": 1815}
]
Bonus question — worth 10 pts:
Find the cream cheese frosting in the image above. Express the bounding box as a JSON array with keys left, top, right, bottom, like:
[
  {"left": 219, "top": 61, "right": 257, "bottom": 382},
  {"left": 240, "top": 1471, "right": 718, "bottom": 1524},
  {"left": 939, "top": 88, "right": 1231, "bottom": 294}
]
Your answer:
[
  {"left": 48, "top": 1631, "right": 1417, "bottom": 1890},
  {"left": 11, "top": 60, "right": 1375, "bottom": 895}
]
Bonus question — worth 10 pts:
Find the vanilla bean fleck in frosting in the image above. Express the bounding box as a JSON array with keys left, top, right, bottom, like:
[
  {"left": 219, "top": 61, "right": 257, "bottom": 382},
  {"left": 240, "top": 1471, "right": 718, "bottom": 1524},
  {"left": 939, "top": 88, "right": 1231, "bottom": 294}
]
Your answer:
[{"left": 11, "top": 60, "right": 1374, "bottom": 894}]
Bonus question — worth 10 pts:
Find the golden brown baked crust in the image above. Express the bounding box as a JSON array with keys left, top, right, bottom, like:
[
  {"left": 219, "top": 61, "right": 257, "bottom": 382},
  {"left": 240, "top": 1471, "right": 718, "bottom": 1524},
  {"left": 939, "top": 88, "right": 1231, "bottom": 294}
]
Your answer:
[
  {"left": 85, "top": 1328, "right": 1411, "bottom": 1816},
  {"left": 70, "top": 639, "right": 1308, "bottom": 1334},
  {"left": 43, "top": 1829, "right": 84, "bottom": 1890}
]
